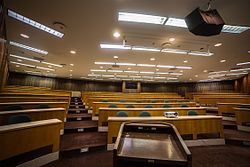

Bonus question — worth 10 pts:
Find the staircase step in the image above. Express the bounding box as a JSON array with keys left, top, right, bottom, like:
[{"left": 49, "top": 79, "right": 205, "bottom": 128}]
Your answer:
[
  {"left": 69, "top": 104, "right": 84, "bottom": 108},
  {"left": 68, "top": 108, "right": 88, "bottom": 113},
  {"left": 64, "top": 121, "right": 98, "bottom": 133},
  {"left": 67, "top": 113, "right": 91, "bottom": 121},
  {"left": 223, "top": 120, "right": 237, "bottom": 130},
  {"left": 60, "top": 132, "right": 107, "bottom": 152},
  {"left": 224, "top": 129, "right": 250, "bottom": 146}
]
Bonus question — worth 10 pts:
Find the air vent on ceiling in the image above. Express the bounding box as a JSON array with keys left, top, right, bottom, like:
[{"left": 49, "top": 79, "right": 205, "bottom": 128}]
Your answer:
[
  {"left": 53, "top": 22, "right": 67, "bottom": 31},
  {"left": 60, "top": 63, "right": 66, "bottom": 66}
]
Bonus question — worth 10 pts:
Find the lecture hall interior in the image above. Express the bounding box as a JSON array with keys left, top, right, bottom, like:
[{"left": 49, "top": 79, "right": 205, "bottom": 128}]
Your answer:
[{"left": 0, "top": 0, "right": 250, "bottom": 167}]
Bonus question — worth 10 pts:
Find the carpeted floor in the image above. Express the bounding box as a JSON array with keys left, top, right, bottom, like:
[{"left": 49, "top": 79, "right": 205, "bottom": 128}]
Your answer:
[{"left": 43, "top": 145, "right": 250, "bottom": 167}]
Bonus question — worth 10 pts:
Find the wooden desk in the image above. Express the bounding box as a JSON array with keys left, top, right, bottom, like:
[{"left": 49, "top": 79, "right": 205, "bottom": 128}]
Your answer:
[
  {"left": 92, "top": 102, "right": 197, "bottom": 117},
  {"left": 0, "top": 108, "right": 66, "bottom": 129},
  {"left": 99, "top": 107, "right": 206, "bottom": 127},
  {"left": 217, "top": 103, "right": 240, "bottom": 116},
  {"left": 108, "top": 116, "right": 224, "bottom": 145},
  {"left": 0, "top": 119, "right": 62, "bottom": 166},
  {"left": 0, "top": 102, "right": 68, "bottom": 111},
  {"left": 0, "top": 96, "right": 70, "bottom": 103},
  {"left": 234, "top": 107, "right": 250, "bottom": 132}
]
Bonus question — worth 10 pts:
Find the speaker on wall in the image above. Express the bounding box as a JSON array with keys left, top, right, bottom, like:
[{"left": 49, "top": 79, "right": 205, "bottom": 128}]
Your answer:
[{"left": 185, "top": 8, "right": 225, "bottom": 36}]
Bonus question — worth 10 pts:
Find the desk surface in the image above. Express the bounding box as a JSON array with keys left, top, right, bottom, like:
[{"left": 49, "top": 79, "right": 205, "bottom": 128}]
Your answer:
[
  {"left": 108, "top": 115, "right": 222, "bottom": 121},
  {"left": 0, "top": 119, "right": 62, "bottom": 133},
  {"left": 234, "top": 107, "right": 250, "bottom": 111},
  {"left": 118, "top": 132, "right": 186, "bottom": 161},
  {"left": 0, "top": 107, "right": 65, "bottom": 115},
  {"left": 0, "top": 102, "right": 67, "bottom": 105},
  {"left": 94, "top": 102, "right": 194, "bottom": 105}
]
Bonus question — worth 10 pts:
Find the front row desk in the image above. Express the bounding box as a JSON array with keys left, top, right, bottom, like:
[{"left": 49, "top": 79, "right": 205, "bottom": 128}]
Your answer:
[
  {"left": 114, "top": 122, "right": 192, "bottom": 167},
  {"left": 98, "top": 107, "right": 207, "bottom": 128},
  {"left": 0, "top": 119, "right": 62, "bottom": 167}
]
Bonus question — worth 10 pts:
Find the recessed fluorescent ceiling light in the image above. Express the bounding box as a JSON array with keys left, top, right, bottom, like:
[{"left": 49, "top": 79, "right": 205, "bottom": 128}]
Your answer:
[
  {"left": 8, "top": 9, "right": 64, "bottom": 38},
  {"left": 236, "top": 62, "right": 250, "bottom": 66},
  {"left": 142, "top": 76, "right": 154, "bottom": 79},
  {"left": 156, "top": 65, "right": 175, "bottom": 68},
  {"left": 10, "top": 61, "right": 35, "bottom": 68},
  {"left": 90, "top": 69, "right": 106, "bottom": 72},
  {"left": 137, "top": 64, "right": 156, "bottom": 67},
  {"left": 124, "top": 70, "right": 139, "bottom": 73},
  {"left": 20, "top": 33, "right": 29, "bottom": 38},
  {"left": 209, "top": 70, "right": 228, "bottom": 75},
  {"left": 107, "top": 70, "right": 123, "bottom": 73},
  {"left": 230, "top": 68, "right": 250, "bottom": 72},
  {"left": 116, "top": 63, "right": 136, "bottom": 66},
  {"left": 36, "top": 66, "right": 55, "bottom": 71},
  {"left": 161, "top": 48, "right": 188, "bottom": 54},
  {"left": 100, "top": 44, "right": 131, "bottom": 50},
  {"left": 167, "top": 77, "right": 178, "bottom": 80},
  {"left": 165, "top": 18, "right": 187, "bottom": 28},
  {"left": 102, "top": 74, "right": 115, "bottom": 77},
  {"left": 41, "top": 61, "right": 63, "bottom": 67},
  {"left": 9, "top": 54, "right": 40, "bottom": 62},
  {"left": 140, "top": 71, "right": 154, "bottom": 74},
  {"left": 118, "top": 12, "right": 167, "bottom": 25},
  {"left": 221, "top": 25, "right": 250, "bottom": 33},
  {"left": 188, "top": 51, "right": 213, "bottom": 56},
  {"left": 155, "top": 72, "right": 168, "bottom": 75},
  {"left": 88, "top": 74, "right": 101, "bottom": 77},
  {"left": 132, "top": 46, "right": 160, "bottom": 52},
  {"left": 9, "top": 41, "right": 48, "bottom": 55},
  {"left": 214, "top": 43, "right": 222, "bottom": 47},
  {"left": 24, "top": 70, "right": 41, "bottom": 74},
  {"left": 170, "top": 73, "right": 183, "bottom": 75},
  {"left": 175, "top": 66, "right": 192, "bottom": 69},
  {"left": 95, "top": 62, "right": 115, "bottom": 65},
  {"left": 155, "top": 76, "right": 166, "bottom": 79}
]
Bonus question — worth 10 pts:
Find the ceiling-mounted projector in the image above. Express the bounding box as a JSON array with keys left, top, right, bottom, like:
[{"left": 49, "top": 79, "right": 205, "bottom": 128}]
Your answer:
[{"left": 185, "top": 8, "right": 225, "bottom": 36}]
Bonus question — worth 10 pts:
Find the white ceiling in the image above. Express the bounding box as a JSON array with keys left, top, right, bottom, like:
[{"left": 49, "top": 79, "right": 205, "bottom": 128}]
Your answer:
[{"left": 4, "top": 0, "right": 250, "bottom": 82}]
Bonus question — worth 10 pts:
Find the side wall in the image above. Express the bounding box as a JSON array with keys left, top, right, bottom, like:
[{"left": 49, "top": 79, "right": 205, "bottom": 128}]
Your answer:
[
  {"left": 0, "top": 0, "right": 8, "bottom": 91},
  {"left": 7, "top": 72, "right": 235, "bottom": 95},
  {"left": 234, "top": 74, "right": 250, "bottom": 94}
]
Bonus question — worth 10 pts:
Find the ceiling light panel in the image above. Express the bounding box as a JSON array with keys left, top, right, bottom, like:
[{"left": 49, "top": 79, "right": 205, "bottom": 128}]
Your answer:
[
  {"left": 170, "top": 73, "right": 183, "bottom": 75},
  {"left": 132, "top": 46, "right": 161, "bottom": 52},
  {"left": 90, "top": 69, "right": 106, "bottom": 72},
  {"left": 155, "top": 72, "right": 169, "bottom": 75},
  {"left": 9, "top": 41, "right": 48, "bottom": 55},
  {"left": 124, "top": 70, "right": 139, "bottom": 73},
  {"left": 36, "top": 66, "right": 55, "bottom": 71},
  {"left": 118, "top": 12, "right": 167, "bottom": 25},
  {"left": 222, "top": 25, "right": 250, "bottom": 33},
  {"left": 10, "top": 61, "right": 35, "bottom": 68},
  {"left": 100, "top": 44, "right": 131, "bottom": 50},
  {"left": 94, "top": 62, "right": 115, "bottom": 65},
  {"left": 88, "top": 74, "right": 101, "bottom": 77},
  {"left": 230, "top": 68, "right": 250, "bottom": 72},
  {"left": 161, "top": 48, "right": 188, "bottom": 54},
  {"left": 175, "top": 66, "right": 192, "bottom": 69},
  {"left": 107, "top": 70, "right": 123, "bottom": 73},
  {"left": 237, "top": 62, "right": 250, "bottom": 66},
  {"left": 116, "top": 63, "right": 136, "bottom": 66},
  {"left": 156, "top": 65, "right": 175, "bottom": 68},
  {"left": 102, "top": 74, "right": 115, "bottom": 77},
  {"left": 137, "top": 64, "right": 156, "bottom": 67},
  {"left": 8, "top": 9, "right": 64, "bottom": 38},
  {"left": 9, "top": 54, "right": 40, "bottom": 62},
  {"left": 188, "top": 51, "right": 213, "bottom": 56},
  {"left": 165, "top": 18, "right": 187, "bottom": 28},
  {"left": 41, "top": 61, "right": 63, "bottom": 67}
]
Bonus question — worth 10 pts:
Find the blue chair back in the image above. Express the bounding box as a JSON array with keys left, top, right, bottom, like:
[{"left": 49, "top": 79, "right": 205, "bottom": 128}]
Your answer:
[
  {"left": 119, "top": 100, "right": 126, "bottom": 103},
  {"left": 4, "top": 105, "right": 23, "bottom": 111},
  {"left": 102, "top": 100, "right": 109, "bottom": 102},
  {"left": 37, "top": 104, "right": 50, "bottom": 109},
  {"left": 151, "top": 100, "right": 157, "bottom": 103},
  {"left": 8, "top": 114, "right": 32, "bottom": 124},
  {"left": 187, "top": 110, "right": 198, "bottom": 116},
  {"left": 139, "top": 111, "right": 151, "bottom": 117},
  {"left": 126, "top": 105, "right": 135, "bottom": 108},
  {"left": 144, "top": 105, "right": 153, "bottom": 108},
  {"left": 108, "top": 104, "right": 118, "bottom": 108},
  {"left": 163, "top": 105, "right": 171, "bottom": 108},
  {"left": 181, "top": 104, "right": 188, "bottom": 107},
  {"left": 116, "top": 111, "right": 128, "bottom": 117}
]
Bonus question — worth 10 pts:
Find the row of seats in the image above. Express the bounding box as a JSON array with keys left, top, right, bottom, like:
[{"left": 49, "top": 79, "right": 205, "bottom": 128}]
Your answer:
[{"left": 116, "top": 110, "right": 198, "bottom": 117}]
